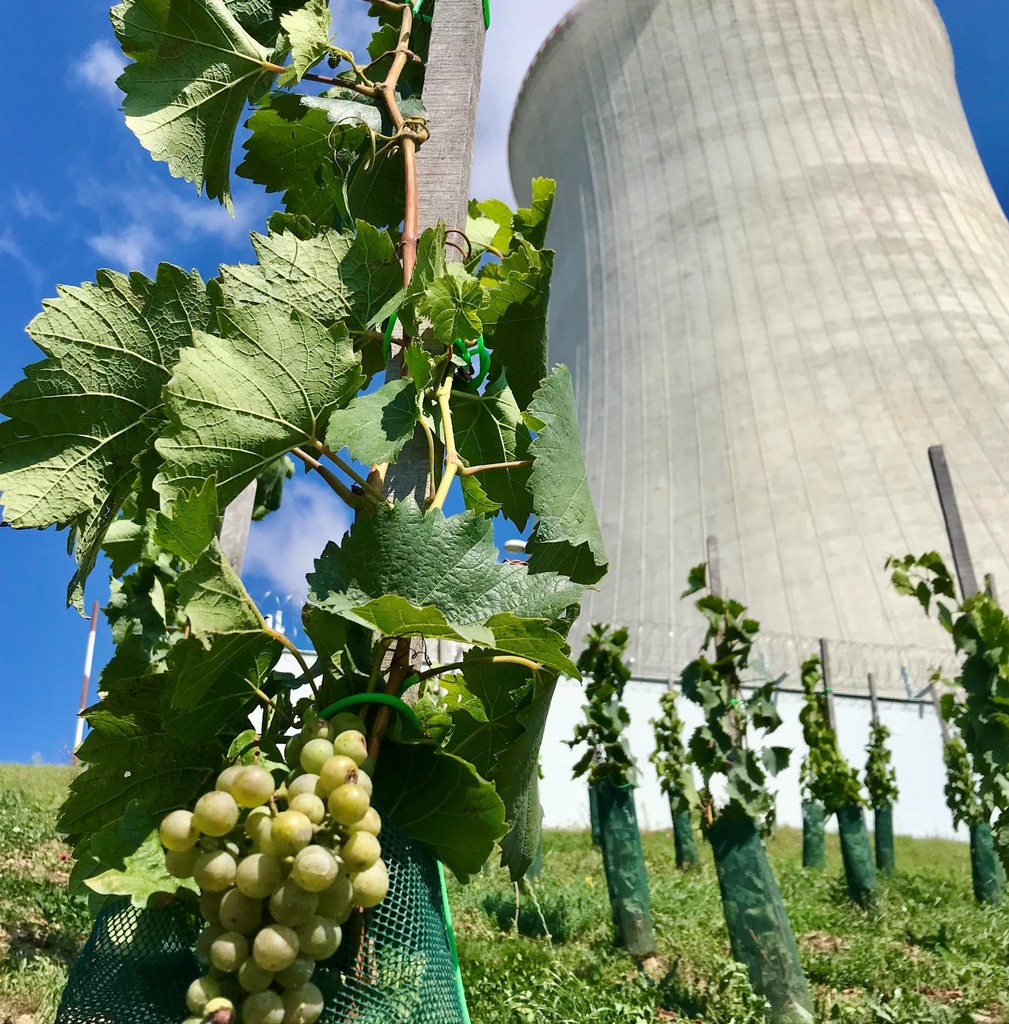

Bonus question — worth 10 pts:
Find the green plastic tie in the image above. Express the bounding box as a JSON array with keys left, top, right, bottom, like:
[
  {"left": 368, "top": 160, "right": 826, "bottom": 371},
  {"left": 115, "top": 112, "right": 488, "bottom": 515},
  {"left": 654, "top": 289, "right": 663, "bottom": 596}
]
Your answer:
[{"left": 318, "top": 692, "right": 421, "bottom": 731}]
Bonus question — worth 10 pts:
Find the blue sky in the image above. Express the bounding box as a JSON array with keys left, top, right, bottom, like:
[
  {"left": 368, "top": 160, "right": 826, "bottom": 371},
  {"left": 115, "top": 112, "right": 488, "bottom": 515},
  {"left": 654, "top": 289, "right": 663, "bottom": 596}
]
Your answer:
[{"left": 1, "top": 0, "right": 1008, "bottom": 763}]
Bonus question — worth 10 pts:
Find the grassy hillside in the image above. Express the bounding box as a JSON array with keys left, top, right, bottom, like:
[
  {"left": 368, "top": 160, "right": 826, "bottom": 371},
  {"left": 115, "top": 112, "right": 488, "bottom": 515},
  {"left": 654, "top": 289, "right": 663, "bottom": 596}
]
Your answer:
[{"left": 2, "top": 765, "right": 1007, "bottom": 1023}]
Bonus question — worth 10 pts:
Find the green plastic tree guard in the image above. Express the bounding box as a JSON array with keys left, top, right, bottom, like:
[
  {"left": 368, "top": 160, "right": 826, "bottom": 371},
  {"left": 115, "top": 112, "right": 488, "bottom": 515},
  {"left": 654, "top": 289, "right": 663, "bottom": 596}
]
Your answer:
[
  {"left": 595, "top": 778, "right": 657, "bottom": 957},
  {"left": 969, "top": 822, "right": 1004, "bottom": 905},
  {"left": 589, "top": 781, "right": 602, "bottom": 847},
  {"left": 835, "top": 803, "right": 878, "bottom": 911},
  {"left": 801, "top": 800, "right": 826, "bottom": 870},
  {"left": 874, "top": 805, "right": 896, "bottom": 875},
  {"left": 671, "top": 800, "right": 700, "bottom": 870},
  {"left": 708, "top": 812, "right": 815, "bottom": 1024}
]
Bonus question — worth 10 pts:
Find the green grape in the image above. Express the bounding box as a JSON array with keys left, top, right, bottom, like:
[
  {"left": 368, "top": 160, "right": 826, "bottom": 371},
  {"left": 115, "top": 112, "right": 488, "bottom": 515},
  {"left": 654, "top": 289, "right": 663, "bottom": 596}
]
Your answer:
[
  {"left": 281, "top": 981, "right": 325, "bottom": 1024},
  {"left": 209, "top": 930, "right": 249, "bottom": 972},
  {"left": 186, "top": 975, "right": 221, "bottom": 1014},
  {"left": 216, "top": 765, "right": 243, "bottom": 794},
  {"left": 287, "top": 773, "right": 320, "bottom": 800},
  {"left": 299, "top": 738, "right": 335, "bottom": 775},
  {"left": 159, "top": 809, "right": 199, "bottom": 852},
  {"left": 253, "top": 924, "right": 300, "bottom": 972},
  {"left": 233, "top": 765, "right": 276, "bottom": 808},
  {"left": 164, "top": 845, "right": 200, "bottom": 878},
  {"left": 194, "top": 849, "right": 237, "bottom": 892},
  {"left": 193, "top": 790, "right": 240, "bottom": 837},
  {"left": 303, "top": 718, "right": 333, "bottom": 741},
  {"left": 268, "top": 880, "right": 318, "bottom": 927},
  {"left": 219, "top": 887, "right": 263, "bottom": 933},
  {"left": 271, "top": 810, "right": 314, "bottom": 856},
  {"left": 274, "top": 956, "right": 315, "bottom": 990},
  {"left": 315, "top": 875, "right": 353, "bottom": 923},
  {"left": 345, "top": 807, "right": 381, "bottom": 837},
  {"left": 284, "top": 734, "right": 306, "bottom": 771},
  {"left": 351, "top": 859, "right": 389, "bottom": 908},
  {"left": 354, "top": 768, "right": 373, "bottom": 798},
  {"left": 196, "top": 925, "right": 224, "bottom": 963},
  {"left": 199, "top": 890, "right": 224, "bottom": 926},
  {"left": 295, "top": 915, "right": 341, "bottom": 960},
  {"left": 341, "top": 832, "right": 381, "bottom": 873},
  {"left": 327, "top": 783, "right": 369, "bottom": 825},
  {"left": 204, "top": 997, "right": 235, "bottom": 1018},
  {"left": 245, "top": 805, "right": 273, "bottom": 840},
  {"left": 237, "top": 957, "right": 274, "bottom": 994},
  {"left": 327, "top": 712, "right": 367, "bottom": 736},
  {"left": 331, "top": 730, "right": 368, "bottom": 766},
  {"left": 288, "top": 793, "right": 325, "bottom": 824},
  {"left": 242, "top": 989, "right": 285, "bottom": 1024},
  {"left": 317, "top": 755, "right": 358, "bottom": 796},
  {"left": 291, "top": 845, "right": 339, "bottom": 893},
  {"left": 235, "top": 853, "right": 283, "bottom": 899}
]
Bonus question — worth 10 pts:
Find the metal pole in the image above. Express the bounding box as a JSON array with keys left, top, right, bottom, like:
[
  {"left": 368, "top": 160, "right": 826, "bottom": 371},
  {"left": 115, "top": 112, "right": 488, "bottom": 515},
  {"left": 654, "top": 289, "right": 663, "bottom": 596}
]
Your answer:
[
  {"left": 819, "top": 637, "right": 837, "bottom": 732},
  {"left": 867, "top": 672, "right": 880, "bottom": 726},
  {"left": 73, "top": 600, "right": 100, "bottom": 761},
  {"left": 928, "top": 444, "right": 979, "bottom": 598}
]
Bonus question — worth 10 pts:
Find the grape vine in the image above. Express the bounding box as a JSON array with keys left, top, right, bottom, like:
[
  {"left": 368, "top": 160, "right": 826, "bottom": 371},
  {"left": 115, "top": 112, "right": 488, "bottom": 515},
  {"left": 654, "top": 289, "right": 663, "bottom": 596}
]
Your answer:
[
  {"left": 863, "top": 720, "right": 898, "bottom": 810},
  {"left": 649, "top": 688, "right": 695, "bottom": 816},
  {"left": 0, "top": 1, "right": 606, "bottom": 1019}
]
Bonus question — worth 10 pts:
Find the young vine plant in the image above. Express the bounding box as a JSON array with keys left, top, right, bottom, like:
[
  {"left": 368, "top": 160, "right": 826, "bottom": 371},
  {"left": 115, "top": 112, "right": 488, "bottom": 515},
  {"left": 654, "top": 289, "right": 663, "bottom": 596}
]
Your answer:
[
  {"left": 0, "top": 1, "right": 607, "bottom": 1021},
  {"left": 677, "top": 567, "right": 790, "bottom": 831},
  {"left": 649, "top": 689, "right": 696, "bottom": 816},
  {"left": 798, "top": 656, "right": 864, "bottom": 814},
  {"left": 863, "top": 720, "right": 898, "bottom": 810},
  {"left": 567, "top": 625, "right": 637, "bottom": 787}
]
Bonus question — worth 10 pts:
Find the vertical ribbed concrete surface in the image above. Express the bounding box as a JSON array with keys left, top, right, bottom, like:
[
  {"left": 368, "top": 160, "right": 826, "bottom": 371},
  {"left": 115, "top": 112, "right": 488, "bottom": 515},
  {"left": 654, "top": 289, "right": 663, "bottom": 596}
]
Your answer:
[{"left": 509, "top": 0, "right": 1009, "bottom": 690}]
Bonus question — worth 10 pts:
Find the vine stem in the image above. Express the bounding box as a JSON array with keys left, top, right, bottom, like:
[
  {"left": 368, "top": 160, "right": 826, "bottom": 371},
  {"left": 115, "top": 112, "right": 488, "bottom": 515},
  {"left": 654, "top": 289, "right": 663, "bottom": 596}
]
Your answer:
[
  {"left": 430, "top": 374, "right": 458, "bottom": 509},
  {"left": 292, "top": 447, "right": 361, "bottom": 508},
  {"left": 315, "top": 443, "right": 390, "bottom": 507},
  {"left": 414, "top": 655, "right": 543, "bottom": 683},
  {"left": 459, "top": 459, "right": 533, "bottom": 477},
  {"left": 268, "top": 628, "right": 320, "bottom": 700},
  {"left": 368, "top": 638, "right": 414, "bottom": 763}
]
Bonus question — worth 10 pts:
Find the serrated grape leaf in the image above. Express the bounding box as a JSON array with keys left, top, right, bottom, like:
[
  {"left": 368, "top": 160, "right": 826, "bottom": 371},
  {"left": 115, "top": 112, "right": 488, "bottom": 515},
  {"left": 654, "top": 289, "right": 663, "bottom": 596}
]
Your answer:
[
  {"left": 238, "top": 93, "right": 367, "bottom": 228},
  {"left": 277, "top": 0, "right": 331, "bottom": 86},
  {"left": 0, "top": 264, "right": 214, "bottom": 609},
  {"left": 467, "top": 198, "right": 513, "bottom": 257},
  {"left": 324, "top": 377, "right": 419, "bottom": 465},
  {"left": 86, "top": 829, "right": 195, "bottom": 907},
  {"left": 425, "top": 264, "right": 486, "bottom": 345},
  {"left": 177, "top": 541, "right": 262, "bottom": 636},
  {"left": 152, "top": 476, "right": 219, "bottom": 562},
  {"left": 307, "top": 500, "right": 584, "bottom": 628},
  {"left": 111, "top": 0, "right": 275, "bottom": 210},
  {"left": 482, "top": 242, "right": 553, "bottom": 410},
  {"left": 524, "top": 367, "right": 607, "bottom": 585},
  {"left": 252, "top": 455, "right": 294, "bottom": 520},
  {"left": 155, "top": 303, "right": 363, "bottom": 510},
  {"left": 223, "top": 0, "right": 303, "bottom": 46},
  {"left": 372, "top": 741, "right": 507, "bottom": 879},
  {"left": 483, "top": 613, "right": 577, "bottom": 676},
  {"left": 301, "top": 92, "right": 382, "bottom": 133},
  {"left": 324, "top": 595, "right": 491, "bottom": 645},
  {"left": 459, "top": 474, "right": 501, "bottom": 517},
  {"left": 451, "top": 376, "right": 533, "bottom": 530},
  {"left": 216, "top": 223, "right": 401, "bottom": 336},
  {"left": 761, "top": 745, "right": 791, "bottom": 777},
  {"left": 513, "top": 177, "right": 556, "bottom": 249}
]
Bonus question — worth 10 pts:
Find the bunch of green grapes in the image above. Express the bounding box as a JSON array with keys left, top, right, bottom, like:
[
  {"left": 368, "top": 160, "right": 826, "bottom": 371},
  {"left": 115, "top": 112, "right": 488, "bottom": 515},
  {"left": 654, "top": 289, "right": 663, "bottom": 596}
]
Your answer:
[{"left": 159, "top": 715, "right": 390, "bottom": 1024}]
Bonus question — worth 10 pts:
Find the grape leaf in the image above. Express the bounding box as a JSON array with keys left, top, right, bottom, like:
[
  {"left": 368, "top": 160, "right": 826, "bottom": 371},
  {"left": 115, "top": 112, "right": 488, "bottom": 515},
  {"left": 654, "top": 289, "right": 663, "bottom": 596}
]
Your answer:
[
  {"left": 483, "top": 613, "right": 577, "bottom": 676},
  {"left": 111, "top": 0, "right": 275, "bottom": 210},
  {"left": 176, "top": 541, "right": 263, "bottom": 636},
  {"left": 238, "top": 93, "right": 367, "bottom": 227},
  {"left": 316, "top": 595, "right": 489, "bottom": 645},
  {"left": 277, "top": 0, "right": 332, "bottom": 86},
  {"left": 324, "top": 377, "right": 419, "bottom": 465},
  {"left": 450, "top": 376, "right": 533, "bottom": 530},
  {"left": 459, "top": 474, "right": 501, "bottom": 517},
  {"left": 524, "top": 367, "right": 608, "bottom": 585},
  {"left": 86, "top": 829, "right": 195, "bottom": 906},
  {"left": 223, "top": 0, "right": 304, "bottom": 46},
  {"left": 216, "top": 223, "right": 401, "bottom": 336},
  {"left": 371, "top": 741, "right": 507, "bottom": 879},
  {"left": 0, "top": 265, "right": 214, "bottom": 608},
  {"left": 482, "top": 242, "right": 553, "bottom": 410},
  {"left": 155, "top": 303, "right": 364, "bottom": 510},
  {"left": 513, "top": 177, "right": 556, "bottom": 249},
  {"left": 425, "top": 264, "right": 486, "bottom": 345},
  {"left": 152, "top": 477, "right": 219, "bottom": 563},
  {"left": 307, "top": 500, "right": 584, "bottom": 627}
]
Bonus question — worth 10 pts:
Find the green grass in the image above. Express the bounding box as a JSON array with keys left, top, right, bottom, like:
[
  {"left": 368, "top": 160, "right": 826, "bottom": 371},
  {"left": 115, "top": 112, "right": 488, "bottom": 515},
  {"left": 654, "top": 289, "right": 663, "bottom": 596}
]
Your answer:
[{"left": 2, "top": 764, "right": 1007, "bottom": 1023}]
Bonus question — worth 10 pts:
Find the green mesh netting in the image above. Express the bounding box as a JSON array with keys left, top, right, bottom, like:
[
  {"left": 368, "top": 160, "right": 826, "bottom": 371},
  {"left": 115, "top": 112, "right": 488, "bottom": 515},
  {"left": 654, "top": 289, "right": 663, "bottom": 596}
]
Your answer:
[
  {"left": 873, "top": 805, "right": 895, "bottom": 875},
  {"left": 708, "top": 813, "right": 813, "bottom": 1024},
  {"left": 595, "top": 778, "right": 656, "bottom": 957},
  {"left": 836, "top": 803, "right": 878, "bottom": 911},
  {"left": 55, "top": 815, "right": 468, "bottom": 1024},
  {"left": 801, "top": 800, "right": 826, "bottom": 870},
  {"left": 588, "top": 781, "right": 602, "bottom": 847},
  {"left": 670, "top": 802, "right": 700, "bottom": 870},
  {"left": 969, "top": 822, "right": 1004, "bottom": 905}
]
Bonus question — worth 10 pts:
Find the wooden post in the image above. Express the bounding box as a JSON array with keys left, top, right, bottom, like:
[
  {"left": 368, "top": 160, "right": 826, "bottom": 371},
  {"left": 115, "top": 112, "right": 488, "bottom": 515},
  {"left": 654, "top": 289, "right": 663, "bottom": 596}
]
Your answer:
[
  {"left": 867, "top": 672, "right": 880, "bottom": 727},
  {"left": 818, "top": 638, "right": 838, "bottom": 732},
  {"left": 928, "top": 444, "right": 979, "bottom": 598},
  {"left": 706, "top": 535, "right": 722, "bottom": 597},
  {"left": 219, "top": 482, "right": 257, "bottom": 572},
  {"left": 986, "top": 573, "right": 999, "bottom": 602},
  {"left": 929, "top": 683, "right": 952, "bottom": 746}
]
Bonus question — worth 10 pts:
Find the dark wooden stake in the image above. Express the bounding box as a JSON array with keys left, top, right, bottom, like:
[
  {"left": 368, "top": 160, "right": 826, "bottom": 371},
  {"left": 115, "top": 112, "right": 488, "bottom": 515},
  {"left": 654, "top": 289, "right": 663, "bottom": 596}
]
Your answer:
[
  {"left": 929, "top": 683, "right": 952, "bottom": 746},
  {"left": 867, "top": 672, "right": 880, "bottom": 727},
  {"left": 928, "top": 444, "right": 979, "bottom": 598},
  {"left": 819, "top": 637, "right": 838, "bottom": 732}
]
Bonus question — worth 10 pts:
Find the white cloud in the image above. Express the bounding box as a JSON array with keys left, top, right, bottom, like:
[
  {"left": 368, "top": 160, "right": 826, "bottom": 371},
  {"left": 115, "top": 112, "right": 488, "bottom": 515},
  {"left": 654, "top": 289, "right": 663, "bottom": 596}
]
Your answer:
[
  {"left": 0, "top": 229, "right": 42, "bottom": 289},
  {"left": 244, "top": 475, "right": 352, "bottom": 606},
  {"left": 13, "top": 189, "right": 57, "bottom": 222},
  {"left": 78, "top": 40, "right": 125, "bottom": 103},
  {"left": 472, "top": 0, "right": 577, "bottom": 204},
  {"left": 87, "top": 223, "right": 156, "bottom": 271}
]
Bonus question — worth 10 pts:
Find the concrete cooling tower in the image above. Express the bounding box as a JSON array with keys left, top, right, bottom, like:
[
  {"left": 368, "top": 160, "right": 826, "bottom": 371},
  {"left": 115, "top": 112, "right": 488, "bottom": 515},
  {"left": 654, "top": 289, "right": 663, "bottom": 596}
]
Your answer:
[{"left": 509, "top": 0, "right": 1009, "bottom": 694}]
